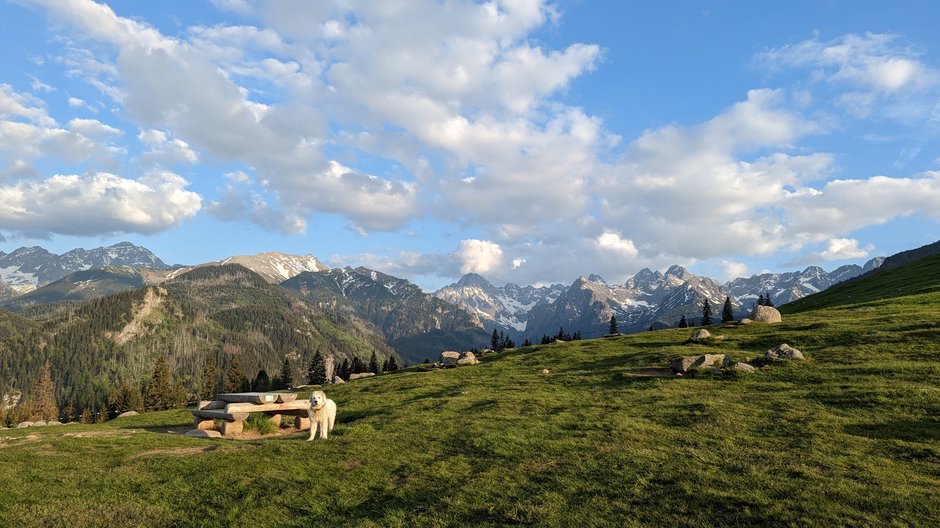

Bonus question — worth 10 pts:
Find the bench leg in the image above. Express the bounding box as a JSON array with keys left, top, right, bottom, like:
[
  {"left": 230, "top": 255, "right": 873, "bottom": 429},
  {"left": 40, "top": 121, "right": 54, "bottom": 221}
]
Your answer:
[
  {"left": 194, "top": 418, "right": 214, "bottom": 430},
  {"left": 221, "top": 420, "right": 243, "bottom": 436},
  {"left": 266, "top": 413, "right": 282, "bottom": 427},
  {"left": 294, "top": 416, "right": 310, "bottom": 431}
]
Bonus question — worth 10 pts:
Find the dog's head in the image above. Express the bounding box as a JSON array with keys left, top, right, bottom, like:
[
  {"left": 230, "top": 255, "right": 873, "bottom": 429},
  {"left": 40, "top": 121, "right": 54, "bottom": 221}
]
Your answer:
[{"left": 309, "top": 390, "right": 327, "bottom": 410}]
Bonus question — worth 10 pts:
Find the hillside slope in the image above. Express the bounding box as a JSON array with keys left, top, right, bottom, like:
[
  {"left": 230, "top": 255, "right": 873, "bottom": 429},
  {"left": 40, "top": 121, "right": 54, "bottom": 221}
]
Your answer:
[
  {"left": 782, "top": 252, "right": 940, "bottom": 314},
  {"left": 0, "top": 254, "right": 937, "bottom": 526}
]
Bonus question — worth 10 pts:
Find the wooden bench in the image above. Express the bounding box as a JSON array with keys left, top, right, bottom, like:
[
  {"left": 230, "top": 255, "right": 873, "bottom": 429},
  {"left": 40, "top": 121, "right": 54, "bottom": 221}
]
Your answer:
[{"left": 192, "top": 392, "right": 311, "bottom": 437}]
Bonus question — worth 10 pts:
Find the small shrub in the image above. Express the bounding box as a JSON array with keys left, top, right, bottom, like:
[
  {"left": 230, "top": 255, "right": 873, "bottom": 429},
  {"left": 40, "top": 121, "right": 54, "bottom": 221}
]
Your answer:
[{"left": 245, "top": 413, "right": 277, "bottom": 435}]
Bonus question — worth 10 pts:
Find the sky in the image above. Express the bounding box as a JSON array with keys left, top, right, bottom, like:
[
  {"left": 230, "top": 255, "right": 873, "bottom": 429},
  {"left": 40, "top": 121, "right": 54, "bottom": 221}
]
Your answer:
[{"left": 1, "top": 0, "right": 939, "bottom": 291}]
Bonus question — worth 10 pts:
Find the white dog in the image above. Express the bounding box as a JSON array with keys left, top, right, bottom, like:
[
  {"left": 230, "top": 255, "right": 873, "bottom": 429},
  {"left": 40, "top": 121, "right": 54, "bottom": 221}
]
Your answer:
[{"left": 306, "top": 390, "right": 337, "bottom": 441}]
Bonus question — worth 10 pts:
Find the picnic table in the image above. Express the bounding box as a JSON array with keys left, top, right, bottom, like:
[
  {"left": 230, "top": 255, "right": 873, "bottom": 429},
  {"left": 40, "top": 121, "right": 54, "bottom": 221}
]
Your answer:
[{"left": 192, "top": 392, "right": 311, "bottom": 437}]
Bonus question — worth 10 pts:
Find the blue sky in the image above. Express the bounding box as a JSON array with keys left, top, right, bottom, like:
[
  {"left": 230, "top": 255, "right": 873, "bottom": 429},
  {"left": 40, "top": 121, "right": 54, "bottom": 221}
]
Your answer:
[{"left": 1, "top": 1, "right": 939, "bottom": 290}]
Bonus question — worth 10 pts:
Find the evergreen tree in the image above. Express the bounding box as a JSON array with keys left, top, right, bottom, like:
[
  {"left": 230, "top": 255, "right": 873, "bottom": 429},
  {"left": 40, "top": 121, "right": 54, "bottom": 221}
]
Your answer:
[
  {"left": 200, "top": 354, "right": 219, "bottom": 399},
  {"left": 351, "top": 356, "right": 365, "bottom": 374},
  {"left": 253, "top": 369, "right": 271, "bottom": 392},
  {"left": 80, "top": 408, "right": 93, "bottom": 424},
  {"left": 757, "top": 294, "right": 765, "bottom": 306},
  {"left": 491, "top": 329, "right": 500, "bottom": 351},
  {"left": 31, "top": 361, "right": 59, "bottom": 422},
  {"left": 522, "top": 338, "right": 532, "bottom": 347},
  {"left": 572, "top": 331, "right": 581, "bottom": 340},
  {"left": 678, "top": 315, "right": 688, "bottom": 328},
  {"left": 382, "top": 358, "right": 390, "bottom": 372},
  {"left": 61, "top": 404, "right": 75, "bottom": 423},
  {"left": 274, "top": 357, "right": 293, "bottom": 390},
  {"left": 701, "top": 298, "right": 713, "bottom": 326},
  {"left": 541, "top": 334, "right": 551, "bottom": 345},
  {"left": 144, "top": 353, "right": 173, "bottom": 411},
  {"left": 609, "top": 315, "right": 618, "bottom": 335},
  {"left": 422, "top": 358, "right": 430, "bottom": 364},
  {"left": 338, "top": 358, "right": 351, "bottom": 380},
  {"left": 721, "top": 296, "right": 734, "bottom": 323},
  {"left": 223, "top": 358, "right": 249, "bottom": 393},
  {"left": 764, "top": 293, "right": 775, "bottom": 307},
  {"left": 387, "top": 356, "right": 399, "bottom": 372},
  {"left": 368, "top": 352, "right": 379, "bottom": 374},
  {"left": 556, "top": 327, "right": 567, "bottom": 341},
  {"left": 308, "top": 351, "right": 328, "bottom": 385}
]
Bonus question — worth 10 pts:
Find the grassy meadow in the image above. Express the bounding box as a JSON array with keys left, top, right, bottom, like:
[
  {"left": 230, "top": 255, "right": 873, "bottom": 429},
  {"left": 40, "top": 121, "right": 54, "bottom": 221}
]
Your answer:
[{"left": 1, "top": 264, "right": 938, "bottom": 527}]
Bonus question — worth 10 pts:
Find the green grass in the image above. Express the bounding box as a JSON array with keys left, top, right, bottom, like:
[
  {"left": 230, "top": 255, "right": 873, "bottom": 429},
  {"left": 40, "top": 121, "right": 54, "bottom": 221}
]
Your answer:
[{"left": 1, "top": 276, "right": 939, "bottom": 526}]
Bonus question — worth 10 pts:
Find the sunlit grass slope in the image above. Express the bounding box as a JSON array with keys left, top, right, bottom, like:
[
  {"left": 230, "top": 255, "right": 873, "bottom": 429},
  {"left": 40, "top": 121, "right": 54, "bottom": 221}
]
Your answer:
[{"left": 1, "top": 257, "right": 938, "bottom": 527}]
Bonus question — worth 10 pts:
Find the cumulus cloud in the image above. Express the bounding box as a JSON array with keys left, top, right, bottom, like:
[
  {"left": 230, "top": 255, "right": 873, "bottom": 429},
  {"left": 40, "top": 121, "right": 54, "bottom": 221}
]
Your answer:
[
  {"left": 138, "top": 128, "right": 198, "bottom": 166},
  {"left": 68, "top": 118, "right": 120, "bottom": 137},
  {"left": 720, "top": 260, "right": 749, "bottom": 281},
  {"left": 596, "top": 231, "right": 638, "bottom": 257},
  {"left": 0, "top": 170, "right": 201, "bottom": 235},
  {"left": 456, "top": 239, "right": 503, "bottom": 275}
]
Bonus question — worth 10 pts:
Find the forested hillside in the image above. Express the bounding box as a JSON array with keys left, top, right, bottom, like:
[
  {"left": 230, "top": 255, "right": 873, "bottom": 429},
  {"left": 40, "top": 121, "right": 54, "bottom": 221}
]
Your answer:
[{"left": 0, "top": 265, "right": 393, "bottom": 421}]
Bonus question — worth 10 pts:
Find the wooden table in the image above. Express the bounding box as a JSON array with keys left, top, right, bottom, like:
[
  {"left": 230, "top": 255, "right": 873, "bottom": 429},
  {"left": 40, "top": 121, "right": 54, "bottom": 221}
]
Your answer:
[{"left": 192, "top": 392, "right": 311, "bottom": 437}]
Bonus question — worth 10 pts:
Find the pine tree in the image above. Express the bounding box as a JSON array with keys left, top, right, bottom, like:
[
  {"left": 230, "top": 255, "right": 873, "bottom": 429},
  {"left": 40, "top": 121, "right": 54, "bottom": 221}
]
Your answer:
[
  {"left": 764, "top": 292, "right": 775, "bottom": 307},
  {"left": 757, "top": 294, "right": 765, "bottom": 306},
  {"left": 338, "top": 358, "right": 351, "bottom": 380},
  {"left": 308, "top": 351, "right": 328, "bottom": 385},
  {"left": 31, "top": 361, "right": 59, "bottom": 422},
  {"left": 522, "top": 338, "right": 532, "bottom": 347},
  {"left": 223, "top": 358, "right": 249, "bottom": 393},
  {"left": 351, "top": 356, "right": 365, "bottom": 374},
  {"left": 557, "top": 327, "right": 567, "bottom": 341},
  {"left": 253, "top": 370, "right": 271, "bottom": 392},
  {"left": 609, "top": 315, "right": 618, "bottom": 335},
  {"left": 274, "top": 357, "right": 293, "bottom": 390},
  {"left": 368, "top": 352, "right": 379, "bottom": 374},
  {"left": 491, "top": 329, "right": 500, "bottom": 351},
  {"left": 61, "top": 404, "right": 75, "bottom": 423},
  {"left": 200, "top": 354, "right": 219, "bottom": 399},
  {"left": 701, "top": 298, "right": 713, "bottom": 326},
  {"left": 387, "top": 356, "right": 399, "bottom": 372},
  {"left": 678, "top": 315, "right": 688, "bottom": 328},
  {"left": 721, "top": 296, "right": 734, "bottom": 323},
  {"left": 80, "top": 407, "right": 93, "bottom": 424},
  {"left": 145, "top": 353, "right": 173, "bottom": 411}
]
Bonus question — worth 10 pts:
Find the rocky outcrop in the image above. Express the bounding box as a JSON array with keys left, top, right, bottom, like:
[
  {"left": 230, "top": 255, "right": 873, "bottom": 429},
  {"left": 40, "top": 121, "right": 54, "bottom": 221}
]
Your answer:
[
  {"left": 440, "top": 351, "right": 461, "bottom": 366},
  {"left": 749, "top": 305, "right": 782, "bottom": 323},
  {"left": 116, "top": 411, "right": 139, "bottom": 418},
  {"left": 670, "top": 354, "right": 727, "bottom": 374},
  {"left": 456, "top": 352, "right": 479, "bottom": 366},
  {"left": 766, "top": 344, "right": 805, "bottom": 360},
  {"left": 349, "top": 372, "right": 376, "bottom": 380},
  {"left": 690, "top": 329, "right": 711, "bottom": 341}
]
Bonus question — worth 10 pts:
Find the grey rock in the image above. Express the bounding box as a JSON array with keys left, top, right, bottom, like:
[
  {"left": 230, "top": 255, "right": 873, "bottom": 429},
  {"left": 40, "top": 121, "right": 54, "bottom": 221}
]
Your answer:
[
  {"left": 749, "top": 305, "right": 782, "bottom": 323},
  {"left": 456, "top": 352, "right": 479, "bottom": 366},
  {"left": 333, "top": 376, "right": 346, "bottom": 384},
  {"left": 116, "top": 411, "right": 139, "bottom": 418},
  {"left": 766, "top": 343, "right": 805, "bottom": 360},
  {"left": 734, "top": 363, "right": 757, "bottom": 373},
  {"left": 185, "top": 429, "right": 222, "bottom": 438},
  {"left": 16, "top": 421, "right": 33, "bottom": 428},
  {"left": 691, "top": 329, "right": 711, "bottom": 341},
  {"left": 440, "top": 350, "right": 461, "bottom": 366},
  {"left": 32, "top": 420, "right": 47, "bottom": 427},
  {"left": 739, "top": 318, "right": 752, "bottom": 325},
  {"left": 349, "top": 372, "right": 376, "bottom": 380},
  {"left": 47, "top": 420, "right": 63, "bottom": 426},
  {"left": 670, "top": 354, "right": 727, "bottom": 373}
]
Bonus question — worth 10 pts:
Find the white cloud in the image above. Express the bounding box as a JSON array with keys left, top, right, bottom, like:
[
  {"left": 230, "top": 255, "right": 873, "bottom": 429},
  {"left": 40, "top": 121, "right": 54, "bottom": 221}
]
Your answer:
[
  {"left": 68, "top": 96, "right": 87, "bottom": 108},
  {"left": 817, "top": 238, "right": 873, "bottom": 261},
  {"left": 720, "top": 260, "right": 749, "bottom": 281},
  {"left": 68, "top": 117, "right": 120, "bottom": 137},
  {"left": 138, "top": 128, "right": 198, "bottom": 165},
  {"left": 0, "top": 170, "right": 201, "bottom": 235},
  {"left": 596, "top": 231, "right": 638, "bottom": 257},
  {"left": 511, "top": 257, "right": 526, "bottom": 269},
  {"left": 0, "top": 83, "right": 56, "bottom": 126},
  {"left": 456, "top": 239, "right": 503, "bottom": 275}
]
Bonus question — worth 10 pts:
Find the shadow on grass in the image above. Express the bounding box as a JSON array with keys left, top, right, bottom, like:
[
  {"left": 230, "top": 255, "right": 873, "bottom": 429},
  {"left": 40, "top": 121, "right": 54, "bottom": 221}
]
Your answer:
[{"left": 844, "top": 419, "right": 940, "bottom": 443}]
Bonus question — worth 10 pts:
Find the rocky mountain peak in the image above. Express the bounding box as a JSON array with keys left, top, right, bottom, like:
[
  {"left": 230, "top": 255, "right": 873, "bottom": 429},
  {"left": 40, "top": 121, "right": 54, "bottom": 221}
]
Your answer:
[
  {"left": 587, "top": 274, "right": 607, "bottom": 284},
  {"left": 455, "top": 273, "right": 496, "bottom": 291}
]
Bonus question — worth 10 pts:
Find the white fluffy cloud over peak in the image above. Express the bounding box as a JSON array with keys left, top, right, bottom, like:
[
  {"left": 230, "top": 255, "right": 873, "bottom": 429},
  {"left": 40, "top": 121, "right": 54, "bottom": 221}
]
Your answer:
[{"left": 457, "top": 239, "right": 504, "bottom": 275}]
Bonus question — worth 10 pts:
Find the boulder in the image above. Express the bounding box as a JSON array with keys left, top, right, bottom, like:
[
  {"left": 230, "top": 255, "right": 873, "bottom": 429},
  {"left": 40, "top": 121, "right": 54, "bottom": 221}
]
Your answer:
[
  {"left": 480, "top": 348, "right": 495, "bottom": 355},
  {"left": 766, "top": 344, "right": 805, "bottom": 360},
  {"left": 47, "top": 420, "right": 63, "bottom": 426},
  {"left": 739, "top": 318, "right": 752, "bottom": 325},
  {"left": 456, "top": 352, "right": 479, "bottom": 366},
  {"left": 541, "top": 369, "right": 550, "bottom": 375},
  {"left": 185, "top": 429, "right": 222, "bottom": 439},
  {"left": 670, "top": 354, "right": 727, "bottom": 373},
  {"left": 349, "top": 372, "right": 375, "bottom": 380},
  {"left": 116, "top": 411, "right": 139, "bottom": 418},
  {"left": 440, "top": 351, "right": 461, "bottom": 366},
  {"left": 733, "top": 363, "right": 757, "bottom": 373},
  {"left": 333, "top": 376, "right": 346, "bottom": 384},
  {"left": 16, "top": 421, "right": 33, "bottom": 428},
  {"left": 690, "top": 329, "right": 711, "bottom": 341},
  {"left": 749, "top": 305, "right": 782, "bottom": 323},
  {"left": 32, "top": 420, "right": 47, "bottom": 427}
]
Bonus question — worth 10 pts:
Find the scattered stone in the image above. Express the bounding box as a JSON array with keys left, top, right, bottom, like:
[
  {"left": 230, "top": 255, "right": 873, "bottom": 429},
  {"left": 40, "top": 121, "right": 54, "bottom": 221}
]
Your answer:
[
  {"left": 766, "top": 343, "right": 805, "bottom": 360},
  {"left": 185, "top": 429, "right": 222, "bottom": 439},
  {"left": 480, "top": 348, "right": 494, "bottom": 355},
  {"left": 47, "top": 420, "right": 63, "bottom": 426},
  {"left": 691, "top": 329, "right": 711, "bottom": 342},
  {"left": 733, "top": 363, "right": 757, "bottom": 373},
  {"left": 439, "top": 351, "right": 461, "bottom": 366},
  {"left": 749, "top": 305, "right": 782, "bottom": 323},
  {"left": 456, "top": 352, "right": 479, "bottom": 366},
  {"left": 32, "top": 421, "right": 47, "bottom": 427},
  {"left": 670, "top": 354, "right": 727, "bottom": 374},
  {"left": 333, "top": 376, "right": 346, "bottom": 384},
  {"left": 541, "top": 368, "right": 550, "bottom": 375},
  {"left": 16, "top": 421, "right": 33, "bottom": 428},
  {"left": 116, "top": 411, "right": 139, "bottom": 418},
  {"left": 739, "top": 318, "right": 752, "bottom": 325},
  {"left": 349, "top": 372, "right": 376, "bottom": 380}
]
